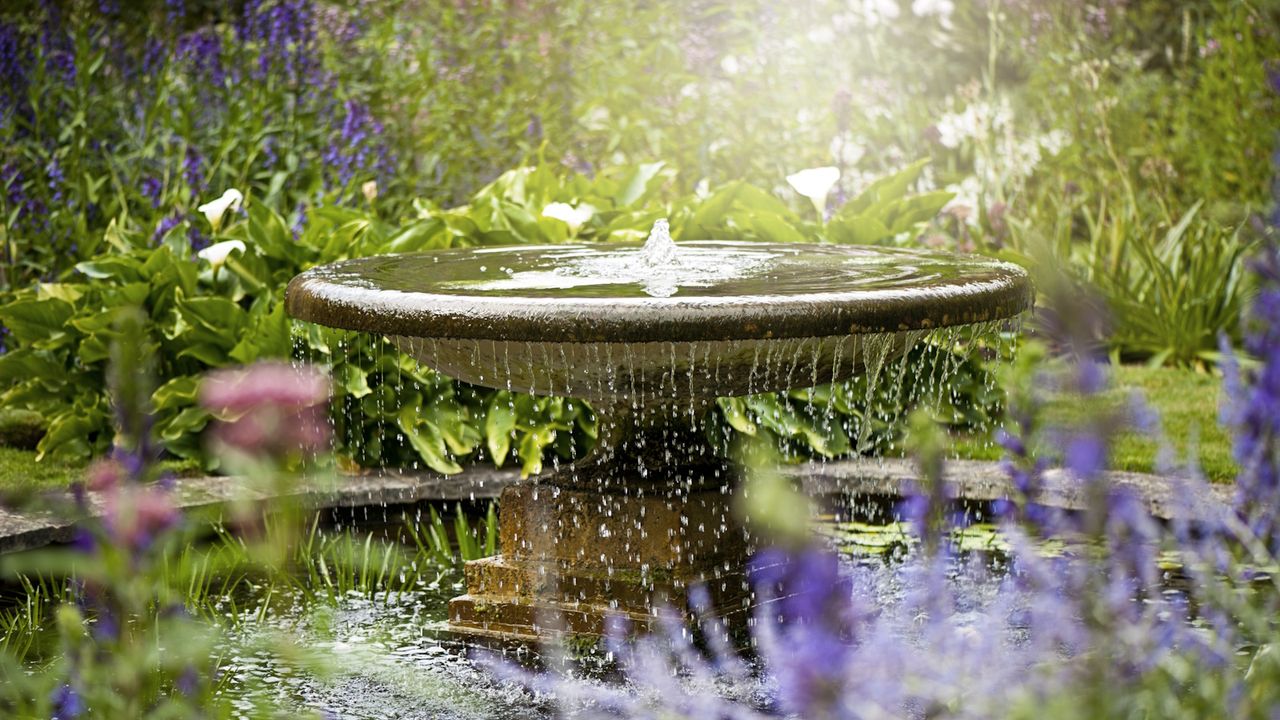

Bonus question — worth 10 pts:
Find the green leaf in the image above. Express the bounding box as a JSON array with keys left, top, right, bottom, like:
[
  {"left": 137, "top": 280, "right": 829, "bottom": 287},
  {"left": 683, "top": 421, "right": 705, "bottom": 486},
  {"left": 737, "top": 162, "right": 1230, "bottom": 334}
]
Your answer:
[
  {"left": 398, "top": 407, "right": 463, "bottom": 474},
  {"left": 152, "top": 376, "right": 201, "bottom": 411},
  {"left": 688, "top": 181, "right": 744, "bottom": 236},
  {"left": 614, "top": 162, "right": 666, "bottom": 207},
  {"left": 827, "top": 214, "right": 893, "bottom": 245},
  {"left": 841, "top": 157, "right": 930, "bottom": 217},
  {"left": 382, "top": 218, "right": 448, "bottom": 254},
  {"left": 336, "top": 363, "right": 372, "bottom": 398},
  {"left": 884, "top": 191, "right": 955, "bottom": 234},
  {"left": 517, "top": 426, "right": 557, "bottom": 478},
  {"left": 0, "top": 298, "right": 75, "bottom": 346},
  {"left": 716, "top": 397, "right": 757, "bottom": 435},
  {"left": 485, "top": 391, "right": 516, "bottom": 466},
  {"left": 156, "top": 405, "right": 211, "bottom": 443},
  {"left": 747, "top": 211, "right": 807, "bottom": 244},
  {"left": 0, "top": 349, "right": 64, "bottom": 386},
  {"left": 75, "top": 256, "right": 143, "bottom": 281}
]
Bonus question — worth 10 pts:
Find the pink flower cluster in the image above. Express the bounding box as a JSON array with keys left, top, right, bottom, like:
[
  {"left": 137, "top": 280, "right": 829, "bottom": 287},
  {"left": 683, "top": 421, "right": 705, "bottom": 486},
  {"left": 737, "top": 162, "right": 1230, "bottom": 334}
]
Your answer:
[
  {"left": 85, "top": 459, "right": 180, "bottom": 552},
  {"left": 200, "top": 361, "right": 331, "bottom": 458}
]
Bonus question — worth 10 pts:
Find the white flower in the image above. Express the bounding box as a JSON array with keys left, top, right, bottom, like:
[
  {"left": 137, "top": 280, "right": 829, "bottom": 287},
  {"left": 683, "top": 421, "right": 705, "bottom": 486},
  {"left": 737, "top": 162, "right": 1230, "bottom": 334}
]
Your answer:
[
  {"left": 1039, "top": 129, "right": 1070, "bottom": 156},
  {"left": 806, "top": 26, "right": 836, "bottom": 45},
  {"left": 196, "top": 239, "right": 246, "bottom": 269},
  {"left": 912, "top": 0, "right": 954, "bottom": 18},
  {"left": 196, "top": 189, "right": 244, "bottom": 232},
  {"left": 361, "top": 180, "right": 378, "bottom": 203},
  {"left": 864, "top": 0, "right": 900, "bottom": 24},
  {"left": 786, "top": 166, "right": 841, "bottom": 216},
  {"left": 943, "top": 176, "right": 983, "bottom": 225},
  {"left": 541, "top": 202, "right": 595, "bottom": 234},
  {"left": 829, "top": 134, "right": 865, "bottom": 168},
  {"left": 719, "top": 55, "right": 741, "bottom": 75}
]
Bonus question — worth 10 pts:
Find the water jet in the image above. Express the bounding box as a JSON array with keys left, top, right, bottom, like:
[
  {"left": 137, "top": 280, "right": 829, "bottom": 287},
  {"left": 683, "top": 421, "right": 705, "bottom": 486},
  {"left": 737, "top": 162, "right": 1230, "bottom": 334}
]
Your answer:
[{"left": 285, "top": 221, "right": 1032, "bottom": 642}]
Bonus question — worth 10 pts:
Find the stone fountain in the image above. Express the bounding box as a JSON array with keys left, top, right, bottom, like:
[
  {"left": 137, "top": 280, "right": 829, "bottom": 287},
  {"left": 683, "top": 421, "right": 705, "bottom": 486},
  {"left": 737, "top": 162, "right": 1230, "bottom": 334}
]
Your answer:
[{"left": 285, "top": 220, "right": 1033, "bottom": 642}]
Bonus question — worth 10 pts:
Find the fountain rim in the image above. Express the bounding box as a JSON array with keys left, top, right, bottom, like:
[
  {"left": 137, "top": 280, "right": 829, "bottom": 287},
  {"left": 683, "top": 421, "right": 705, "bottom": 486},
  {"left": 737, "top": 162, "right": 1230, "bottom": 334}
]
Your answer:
[{"left": 284, "top": 244, "right": 1034, "bottom": 343}]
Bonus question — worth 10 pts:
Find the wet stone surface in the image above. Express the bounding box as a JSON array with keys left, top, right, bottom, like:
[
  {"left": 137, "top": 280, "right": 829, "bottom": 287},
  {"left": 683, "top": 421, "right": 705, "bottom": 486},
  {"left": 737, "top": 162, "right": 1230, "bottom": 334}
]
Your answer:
[{"left": 0, "top": 459, "right": 1232, "bottom": 555}]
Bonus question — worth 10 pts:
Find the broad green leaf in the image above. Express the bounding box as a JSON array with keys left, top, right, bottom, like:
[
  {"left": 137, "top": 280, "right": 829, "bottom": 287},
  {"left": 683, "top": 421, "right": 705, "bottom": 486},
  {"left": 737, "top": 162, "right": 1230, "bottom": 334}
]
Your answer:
[
  {"left": 336, "top": 363, "right": 372, "bottom": 398},
  {"left": 827, "top": 214, "right": 892, "bottom": 245},
  {"left": 614, "top": 162, "right": 666, "bottom": 207},
  {"left": 485, "top": 391, "right": 516, "bottom": 466},
  {"left": 717, "top": 397, "right": 757, "bottom": 435},
  {"left": 884, "top": 191, "right": 956, "bottom": 234},
  {"left": 747, "top": 211, "right": 807, "bottom": 244},
  {"left": 398, "top": 408, "right": 463, "bottom": 475},
  {"left": 841, "top": 157, "right": 930, "bottom": 217},
  {"left": 0, "top": 298, "right": 75, "bottom": 345},
  {"left": 382, "top": 218, "right": 448, "bottom": 254},
  {"left": 517, "top": 426, "right": 557, "bottom": 478},
  {"left": 75, "top": 256, "right": 142, "bottom": 281},
  {"left": 152, "top": 376, "right": 201, "bottom": 411}
]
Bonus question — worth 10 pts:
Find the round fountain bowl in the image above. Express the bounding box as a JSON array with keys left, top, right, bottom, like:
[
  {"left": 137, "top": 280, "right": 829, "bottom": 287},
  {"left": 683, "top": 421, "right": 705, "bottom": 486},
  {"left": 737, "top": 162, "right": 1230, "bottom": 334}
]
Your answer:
[{"left": 285, "top": 242, "right": 1032, "bottom": 402}]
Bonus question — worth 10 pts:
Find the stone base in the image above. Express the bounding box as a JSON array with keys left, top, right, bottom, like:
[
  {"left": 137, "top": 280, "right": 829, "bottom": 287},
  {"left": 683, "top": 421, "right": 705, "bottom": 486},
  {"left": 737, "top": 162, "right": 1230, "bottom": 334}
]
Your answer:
[{"left": 448, "top": 480, "right": 751, "bottom": 642}]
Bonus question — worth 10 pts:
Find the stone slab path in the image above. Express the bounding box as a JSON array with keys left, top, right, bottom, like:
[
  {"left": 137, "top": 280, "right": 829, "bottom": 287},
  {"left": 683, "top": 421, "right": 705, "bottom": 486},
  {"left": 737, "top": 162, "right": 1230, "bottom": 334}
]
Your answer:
[{"left": 0, "top": 459, "right": 1234, "bottom": 555}]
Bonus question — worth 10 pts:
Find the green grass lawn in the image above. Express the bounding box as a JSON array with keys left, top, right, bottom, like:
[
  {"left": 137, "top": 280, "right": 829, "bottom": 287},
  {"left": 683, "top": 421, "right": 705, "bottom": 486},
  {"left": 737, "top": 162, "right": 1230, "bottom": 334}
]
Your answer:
[
  {"left": 0, "top": 447, "right": 87, "bottom": 497},
  {"left": 954, "top": 364, "right": 1237, "bottom": 482},
  {"left": 0, "top": 449, "right": 205, "bottom": 498}
]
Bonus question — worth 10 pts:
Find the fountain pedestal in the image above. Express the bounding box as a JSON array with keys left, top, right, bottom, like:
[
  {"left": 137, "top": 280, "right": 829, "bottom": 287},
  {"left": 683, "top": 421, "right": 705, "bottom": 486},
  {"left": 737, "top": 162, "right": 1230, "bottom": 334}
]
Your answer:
[{"left": 449, "top": 407, "right": 752, "bottom": 641}]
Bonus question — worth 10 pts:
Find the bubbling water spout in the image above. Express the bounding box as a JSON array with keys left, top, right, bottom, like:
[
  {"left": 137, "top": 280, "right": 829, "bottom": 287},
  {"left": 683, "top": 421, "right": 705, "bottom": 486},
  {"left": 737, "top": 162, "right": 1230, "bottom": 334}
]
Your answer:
[{"left": 641, "top": 218, "right": 677, "bottom": 267}]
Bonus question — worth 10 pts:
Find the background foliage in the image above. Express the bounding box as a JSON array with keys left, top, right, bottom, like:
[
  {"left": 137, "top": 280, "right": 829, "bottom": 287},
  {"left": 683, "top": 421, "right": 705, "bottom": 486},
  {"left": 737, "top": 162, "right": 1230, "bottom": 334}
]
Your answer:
[{"left": 0, "top": 0, "right": 1276, "bottom": 471}]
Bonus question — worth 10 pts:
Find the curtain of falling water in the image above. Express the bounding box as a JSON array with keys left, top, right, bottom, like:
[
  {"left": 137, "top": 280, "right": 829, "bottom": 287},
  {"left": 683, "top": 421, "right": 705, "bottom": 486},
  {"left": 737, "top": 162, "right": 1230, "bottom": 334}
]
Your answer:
[{"left": 290, "top": 313, "right": 1025, "bottom": 483}]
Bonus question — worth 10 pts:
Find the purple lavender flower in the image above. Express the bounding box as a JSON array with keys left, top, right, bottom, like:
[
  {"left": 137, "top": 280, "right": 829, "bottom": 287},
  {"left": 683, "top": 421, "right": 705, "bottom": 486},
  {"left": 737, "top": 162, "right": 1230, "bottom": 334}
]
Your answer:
[
  {"left": 166, "top": 0, "right": 186, "bottom": 24},
  {"left": 323, "top": 99, "right": 391, "bottom": 192},
  {"left": 45, "top": 157, "right": 65, "bottom": 203},
  {"left": 239, "top": 0, "right": 319, "bottom": 84},
  {"left": 177, "top": 29, "right": 225, "bottom": 86},
  {"left": 38, "top": 0, "right": 76, "bottom": 83},
  {"left": 1221, "top": 242, "right": 1280, "bottom": 541},
  {"left": 137, "top": 38, "right": 165, "bottom": 79},
  {"left": 182, "top": 146, "right": 205, "bottom": 193},
  {"left": 187, "top": 226, "right": 209, "bottom": 253},
  {"left": 0, "top": 21, "right": 29, "bottom": 114},
  {"left": 50, "top": 684, "right": 84, "bottom": 719},
  {"left": 141, "top": 176, "right": 163, "bottom": 208},
  {"left": 153, "top": 214, "right": 181, "bottom": 244}
]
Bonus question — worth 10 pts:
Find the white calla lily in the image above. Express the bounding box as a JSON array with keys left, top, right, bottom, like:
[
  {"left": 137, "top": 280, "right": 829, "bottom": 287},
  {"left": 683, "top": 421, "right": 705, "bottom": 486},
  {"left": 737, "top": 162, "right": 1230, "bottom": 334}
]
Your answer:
[
  {"left": 197, "top": 239, "right": 246, "bottom": 270},
  {"left": 196, "top": 189, "right": 244, "bottom": 232},
  {"left": 786, "top": 166, "right": 840, "bottom": 217},
  {"left": 541, "top": 202, "right": 595, "bottom": 234}
]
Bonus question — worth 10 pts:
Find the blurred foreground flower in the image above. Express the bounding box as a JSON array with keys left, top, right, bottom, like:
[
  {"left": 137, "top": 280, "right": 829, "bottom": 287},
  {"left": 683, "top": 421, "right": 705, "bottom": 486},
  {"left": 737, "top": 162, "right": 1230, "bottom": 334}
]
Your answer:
[
  {"left": 786, "top": 166, "right": 839, "bottom": 217},
  {"left": 201, "top": 361, "right": 331, "bottom": 460},
  {"left": 196, "top": 188, "right": 244, "bottom": 231}
]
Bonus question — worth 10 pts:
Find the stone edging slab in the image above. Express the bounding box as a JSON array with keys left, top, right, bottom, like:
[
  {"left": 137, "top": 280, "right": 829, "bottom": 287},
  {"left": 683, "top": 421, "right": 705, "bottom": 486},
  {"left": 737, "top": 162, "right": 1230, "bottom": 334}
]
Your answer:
[{"left": 0, "top": 459, "right": 1234, "bottom": 555}]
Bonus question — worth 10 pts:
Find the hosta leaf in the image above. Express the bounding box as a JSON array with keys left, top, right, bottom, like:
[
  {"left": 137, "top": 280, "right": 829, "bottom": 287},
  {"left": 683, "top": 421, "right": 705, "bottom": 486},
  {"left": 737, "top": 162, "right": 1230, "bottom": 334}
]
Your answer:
[
  {"left": 397, "top": 407, "right": 462, "bottom": 475},
  {"left": 518, "top": 426, "right": 557, "bottom": 478},
  {"left": 152, "top": 376, "right": 201, "bottom": 411},
  {"left": 717, "top": 397, "right": 757, "bottom": 435},
  {"left": 485, "top": 391, "right": 516, "bottom": 466},
  {"left": 0, "top": 298, "right": 75, "bottom": 346}
]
